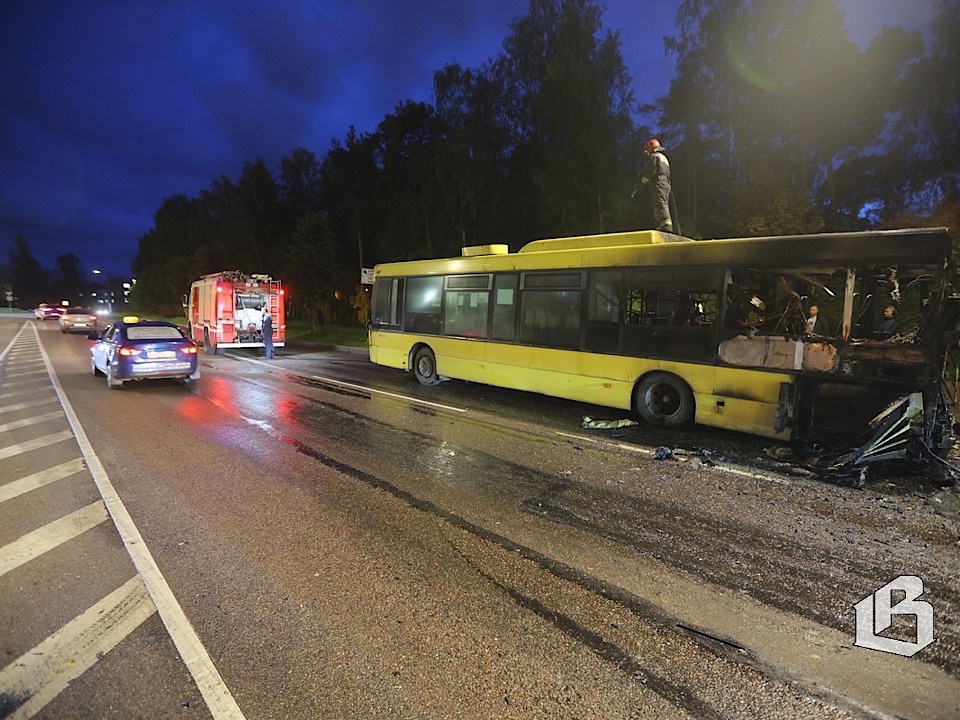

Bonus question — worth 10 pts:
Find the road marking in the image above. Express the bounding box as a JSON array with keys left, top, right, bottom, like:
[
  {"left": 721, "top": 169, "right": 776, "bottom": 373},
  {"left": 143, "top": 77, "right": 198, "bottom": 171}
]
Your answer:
[
  {"left": 0, "top": 398, "right": 59, "bottom": 415},
  {"left": 34, "top": 324, "right": 248, "bottom": 720},
  {"left": 0, "top": 576, "right": 156, "bottom": 720},
  {"left": 0, "top": 388, "right": 55, "bottom": 401},
  {"left": 0, "top": 378, "right": 50, "bottom": 389},
  {"left": 310, "top": 373, "right": 469, "bottom": 412},
  {"left": 231, "top": 352, "right": 468, "bottom": 412},
  {"left": 3, "top": 369, "right": 48, "bottom": 379},
  {"left": 0, "top": 430, "right": 73, "bottom": 460},
  {"left": 0, "top": 501, "right": 108, "bottom": 577},
  {"left": 554, "top": 430, "right": 791, "bottom": 485},
  {"left": 0, "top": 410, "right": 65, "bottom": 433},
  {"left": 0, "top": 459, "right": 86, "bottom": 504}
]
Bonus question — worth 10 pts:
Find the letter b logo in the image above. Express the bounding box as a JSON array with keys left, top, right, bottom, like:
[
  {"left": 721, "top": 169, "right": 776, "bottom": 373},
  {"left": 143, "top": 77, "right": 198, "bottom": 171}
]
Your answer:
[{"left": 854, "top": 575, "right": 934, "bottom": 657}]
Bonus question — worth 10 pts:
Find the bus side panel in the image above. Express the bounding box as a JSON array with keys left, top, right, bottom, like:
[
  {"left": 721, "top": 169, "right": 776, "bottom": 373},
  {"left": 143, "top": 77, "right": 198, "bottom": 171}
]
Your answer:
[
  {"left": 371, "top": 329, "right": 793, "bottom": 439},
  {"left": 369, "top": 331, "right": 413, "bottom": 370},
  {"left": 694, "top": 366, "right": 790, "bottom": 439}
]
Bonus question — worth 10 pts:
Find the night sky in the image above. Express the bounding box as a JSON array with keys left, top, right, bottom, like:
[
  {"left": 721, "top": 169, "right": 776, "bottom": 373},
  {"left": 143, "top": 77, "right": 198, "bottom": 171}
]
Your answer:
[{"left": 0, "top": 1, "right": 931, "bottom": 281}]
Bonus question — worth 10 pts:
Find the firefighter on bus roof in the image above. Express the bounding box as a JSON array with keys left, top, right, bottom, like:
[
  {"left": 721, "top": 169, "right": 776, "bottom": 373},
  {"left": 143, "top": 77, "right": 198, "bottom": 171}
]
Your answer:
[{"left": 634, "top": 138, "right": 675, "bottom": 233}]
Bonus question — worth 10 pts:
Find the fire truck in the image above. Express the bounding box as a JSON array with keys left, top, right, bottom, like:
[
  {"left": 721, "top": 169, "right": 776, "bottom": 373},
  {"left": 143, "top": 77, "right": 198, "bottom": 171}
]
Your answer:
[{"left": 185, "top": 271, "right": 285, "bottom": 353}]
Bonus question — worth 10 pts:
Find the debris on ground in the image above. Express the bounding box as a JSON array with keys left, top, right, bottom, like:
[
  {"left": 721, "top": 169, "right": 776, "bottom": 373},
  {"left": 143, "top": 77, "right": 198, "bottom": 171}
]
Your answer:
[
  {"left": 581, "top": 416, "right": 639, "bottom": 429},
  {"left": 653, "top": 446, "right": 676, "bottom": 460}
]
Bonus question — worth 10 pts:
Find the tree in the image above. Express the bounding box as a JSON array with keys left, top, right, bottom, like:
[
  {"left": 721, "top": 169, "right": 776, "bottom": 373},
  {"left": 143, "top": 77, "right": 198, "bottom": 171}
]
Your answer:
[
  {"left": 661, "top": 0, "right": 923, "bottom": 236},
  {"left": 52, "top": 252, "right": 86, "bottom": 304},
  {"left": 6, "top": 234, "right": 48, "bottom": 309},
  {"left": 500, "top": 0, "right": 635, "bottom": 237}
]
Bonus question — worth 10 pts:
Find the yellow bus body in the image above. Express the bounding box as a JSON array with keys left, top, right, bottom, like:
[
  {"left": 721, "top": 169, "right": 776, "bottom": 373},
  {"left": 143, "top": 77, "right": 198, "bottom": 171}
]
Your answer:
[
  {"left": 369, "top": 227, "right": 954, "bottom": 449},
  {"left": 369, "top": 329, "right": 792, "bottom": 439}
]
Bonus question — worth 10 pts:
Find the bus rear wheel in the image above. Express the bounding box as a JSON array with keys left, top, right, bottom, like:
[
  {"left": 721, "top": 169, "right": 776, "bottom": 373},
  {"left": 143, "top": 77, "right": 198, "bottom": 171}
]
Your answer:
[
  {"left": 413, "top": 347, "right": 441, "bottom": 386},
  {"left": 634, "top": 372, "right": 694, "bottom": 429}
]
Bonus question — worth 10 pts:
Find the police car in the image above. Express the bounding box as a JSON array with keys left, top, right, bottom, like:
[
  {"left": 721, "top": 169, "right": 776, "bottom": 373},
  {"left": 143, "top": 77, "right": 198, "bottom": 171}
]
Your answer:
[{"left": 89, "top": 316, "right": 200, "bottom": 389}]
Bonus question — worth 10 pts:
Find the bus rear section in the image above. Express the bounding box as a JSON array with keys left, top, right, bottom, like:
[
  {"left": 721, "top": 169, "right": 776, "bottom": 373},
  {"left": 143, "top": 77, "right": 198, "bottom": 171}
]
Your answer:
[{"left": 186, "top": 271, "right": 285, "bottom": 353}]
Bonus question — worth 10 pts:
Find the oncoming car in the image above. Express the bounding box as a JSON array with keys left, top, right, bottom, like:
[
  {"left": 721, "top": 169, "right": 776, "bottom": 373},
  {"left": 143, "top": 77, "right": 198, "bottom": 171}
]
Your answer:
[
  {"left": 59, "top": 306, "right": 98, "bottom": 333},
  {"left": 89, "top": 317, "right": 200, "bottom": 389}
]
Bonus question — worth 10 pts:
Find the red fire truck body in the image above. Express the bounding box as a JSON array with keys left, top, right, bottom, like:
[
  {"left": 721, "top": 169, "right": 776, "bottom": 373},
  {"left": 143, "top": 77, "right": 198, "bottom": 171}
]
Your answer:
[{"left": 186, "top": 271, "right": 285, "bottom": 352}]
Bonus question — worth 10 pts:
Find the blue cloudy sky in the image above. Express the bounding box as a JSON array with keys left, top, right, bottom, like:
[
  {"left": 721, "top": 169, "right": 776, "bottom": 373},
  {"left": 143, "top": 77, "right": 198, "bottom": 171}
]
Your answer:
[{"left": 0, "top": 0, "right": 933, "bottom": 280}]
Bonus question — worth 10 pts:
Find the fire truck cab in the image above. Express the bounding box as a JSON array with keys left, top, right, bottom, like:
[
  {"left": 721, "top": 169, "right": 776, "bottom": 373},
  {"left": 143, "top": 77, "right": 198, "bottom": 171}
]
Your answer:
[{"left": 185, "top": 271, "right": 285, "bottom": 353}]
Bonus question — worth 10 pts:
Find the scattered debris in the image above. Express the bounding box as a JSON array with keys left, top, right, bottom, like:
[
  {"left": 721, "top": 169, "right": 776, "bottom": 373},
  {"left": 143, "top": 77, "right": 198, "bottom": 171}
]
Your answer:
[
  {"left": 764, "top": 446, "right": 797, "bottom": 461},
  {"left": 653, "top": 446, "right": 676, "bottom": 460},
  {"left": 582, "top": 416, "right": 638, "bottom": 429}
]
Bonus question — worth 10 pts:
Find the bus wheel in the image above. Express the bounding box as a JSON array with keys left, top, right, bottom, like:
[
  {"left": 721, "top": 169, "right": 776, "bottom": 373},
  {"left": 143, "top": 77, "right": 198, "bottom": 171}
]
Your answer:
[
  {"left": 634, "top": 372, "right": 694, "bottom": 428},
  {"left": 413, "top": 347, "right": 441, "bottom": 386}
]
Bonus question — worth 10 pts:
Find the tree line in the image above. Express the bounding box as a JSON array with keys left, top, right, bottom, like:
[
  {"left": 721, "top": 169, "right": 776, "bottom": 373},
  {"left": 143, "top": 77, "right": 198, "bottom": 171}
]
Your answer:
[{"left": 4, "top": 0, "right": 958, "bottom": 323}]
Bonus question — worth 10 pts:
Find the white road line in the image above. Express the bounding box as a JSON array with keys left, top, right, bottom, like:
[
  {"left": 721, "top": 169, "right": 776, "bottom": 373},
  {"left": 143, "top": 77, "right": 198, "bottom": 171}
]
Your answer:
[
  {"left": 34, "top": 324, "right": 248, "bottom": 720},
  {"left": 0, "top": 388, "right": 55, "bottom": 401},
  {"left": 0, "top": 410, "right": 65, "bottom": 433},
  {"left": 0, "top": 430, "right": 73, "bottom": 460},
  {"left": 233, "top": 353, "right": 468, "bottom": 413},
  {"left": 0, "top": 459, "right": 86, "bottom": 504},
  {"left": 554, "top": 430, "right": 791, "bottom": 485},
  {"left": 4, "top": 369, "right": 48, "bottom": 379},
  {"left": 310, "top": 373, "right": 468, "bottom": 413},
  {"left": 0, "top": 378, "right": 50, "bottom": 389},
  {"left": 0, "top": 398, "right": 59, "bottom": 415},
  {"left": 0, "top": 501, "right": 108, "bottom": 577},
  {"left": 0, "top": 575, "right": 156, "bottom": 720}
]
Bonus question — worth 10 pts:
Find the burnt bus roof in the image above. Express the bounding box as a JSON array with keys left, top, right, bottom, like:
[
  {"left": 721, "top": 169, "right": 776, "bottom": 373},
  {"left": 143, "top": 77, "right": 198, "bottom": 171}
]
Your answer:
[{"left": 373, "top": 227, "right": 953, "bottom": 278}]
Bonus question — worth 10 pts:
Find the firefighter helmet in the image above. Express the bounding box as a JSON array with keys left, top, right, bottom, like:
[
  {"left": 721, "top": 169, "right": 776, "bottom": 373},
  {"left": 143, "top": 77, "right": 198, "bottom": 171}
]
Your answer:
[{"left": 644, "top": 138, "right": 661, "bottom": 154}]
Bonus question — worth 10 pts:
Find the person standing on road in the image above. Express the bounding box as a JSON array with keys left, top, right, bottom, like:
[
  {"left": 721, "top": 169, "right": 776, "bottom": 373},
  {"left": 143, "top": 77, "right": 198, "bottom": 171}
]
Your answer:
[
  {"left": 262, "top": 309, "right": 274, "bottom": 359},
  {"left": 634, "top": 138, "right": 675, "bottom": 233}
]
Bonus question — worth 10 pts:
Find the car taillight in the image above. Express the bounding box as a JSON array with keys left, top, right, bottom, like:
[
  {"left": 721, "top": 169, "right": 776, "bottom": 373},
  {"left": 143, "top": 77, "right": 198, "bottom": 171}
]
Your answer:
[
  {"left": 118, "top": 346, "right": 142, "bottom": 356},
  {"left": 180, "top": 345, "right": 198, "bottom": 355},
  {"left": 88, "top": 316, "right": 97, "bottom": 322}
]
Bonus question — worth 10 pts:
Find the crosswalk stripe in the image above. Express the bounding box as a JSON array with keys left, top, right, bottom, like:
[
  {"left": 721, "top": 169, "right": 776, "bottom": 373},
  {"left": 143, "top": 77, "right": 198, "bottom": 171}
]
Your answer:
[
  {"left": 0, "top": 430, "right": 73, "bottom": 460},
  {"left": 0, "top": 501, "right": 108, "bottom": 577},
  {"left": 0, "top": 459, "right": 86, "bottom": 504},
  {"left": 0, "top": 411, "right": 65, "bottom": 433},
  {"left": 0, "top": 576, "right": 156, "bottom": 720}
]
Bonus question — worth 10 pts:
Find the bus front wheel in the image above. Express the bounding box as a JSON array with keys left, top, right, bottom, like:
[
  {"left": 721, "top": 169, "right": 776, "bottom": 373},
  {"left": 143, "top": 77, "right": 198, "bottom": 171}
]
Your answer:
[
  {"left": 634, "top": 372, "right": 694, "bottom": 429},
  {"left": 413, "top": 347, "right": 441, "bottom": 386}
]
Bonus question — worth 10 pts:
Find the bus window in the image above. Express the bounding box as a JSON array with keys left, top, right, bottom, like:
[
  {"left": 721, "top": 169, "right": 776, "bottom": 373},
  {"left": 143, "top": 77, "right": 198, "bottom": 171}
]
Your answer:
[
  {"left": 491, "top": 274, "right": 519, "bottom": 341},
  {"left": 403, "top": 276, "right": 443, "bottom": 335},
  {"left": 586, "top": 270, "right": 622, "bottom": 353},
  {"left": 519, "top": 272, "right": 583, "bottom": 349},
  {"left": 444, "top": 275, "right": 491, "bottom": 338},
  {"left": 623, "top": 269, "right": 720, "bottom": 361},
  {"left": 373, "top": 278, "right": 403, "bottom": 327}
]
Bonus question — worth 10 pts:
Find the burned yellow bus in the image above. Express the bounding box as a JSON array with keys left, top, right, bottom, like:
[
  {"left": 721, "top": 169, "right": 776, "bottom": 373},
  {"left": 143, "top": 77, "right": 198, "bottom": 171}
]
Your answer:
[{"left": 368, "top": 227, "right": 957, "bottom": 470}]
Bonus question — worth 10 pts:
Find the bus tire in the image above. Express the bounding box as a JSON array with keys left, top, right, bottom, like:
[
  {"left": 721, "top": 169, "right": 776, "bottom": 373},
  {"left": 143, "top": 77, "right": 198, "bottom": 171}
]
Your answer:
[
  {"left": 634, "top": 372, "right": 694, "bottom": 429},
  {"left": 413, "top": 346, "right": 441, "bottom": 386}
]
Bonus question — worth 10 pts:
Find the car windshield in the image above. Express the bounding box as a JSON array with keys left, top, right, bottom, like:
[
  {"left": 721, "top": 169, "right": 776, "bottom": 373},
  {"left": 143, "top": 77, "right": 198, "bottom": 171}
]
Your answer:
[
  {"left": 66, "top": 307, "right": 92, "bottom": 314},
  {"left": 126, "top": 326, "right": 184, "bottom": 341}
]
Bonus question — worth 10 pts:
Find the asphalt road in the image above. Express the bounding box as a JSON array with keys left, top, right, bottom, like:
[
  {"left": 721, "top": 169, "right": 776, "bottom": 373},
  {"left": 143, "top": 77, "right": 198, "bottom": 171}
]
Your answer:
[{"left": 1, "top": 316, "right": 958, "bottom": 719}]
